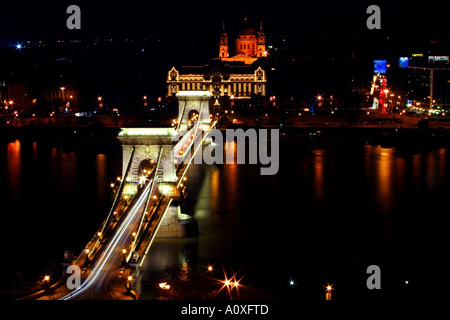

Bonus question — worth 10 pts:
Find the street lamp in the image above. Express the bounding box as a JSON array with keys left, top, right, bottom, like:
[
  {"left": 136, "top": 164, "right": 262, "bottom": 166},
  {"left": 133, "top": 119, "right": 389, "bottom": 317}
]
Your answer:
[{"left": 325, "top": 284, "right": 333, "bottom": 300}]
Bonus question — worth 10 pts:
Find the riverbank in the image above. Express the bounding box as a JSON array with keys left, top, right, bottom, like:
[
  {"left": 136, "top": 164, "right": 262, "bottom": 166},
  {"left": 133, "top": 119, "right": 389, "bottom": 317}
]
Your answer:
[{"left": 2, "top": 122, "right": 450, "bottom": 152}]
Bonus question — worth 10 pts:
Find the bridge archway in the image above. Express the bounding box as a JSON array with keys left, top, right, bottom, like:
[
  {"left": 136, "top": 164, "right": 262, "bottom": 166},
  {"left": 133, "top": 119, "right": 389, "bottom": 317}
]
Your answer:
[
  {"left": 118, "top": 92, "right": 212, "bottom": 196},
  {"left": 176, "top": 91, "right": 211, "bottom": 131}
]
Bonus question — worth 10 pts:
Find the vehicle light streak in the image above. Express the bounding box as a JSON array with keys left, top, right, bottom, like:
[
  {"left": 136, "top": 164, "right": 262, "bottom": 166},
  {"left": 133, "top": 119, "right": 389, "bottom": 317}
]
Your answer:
[
  {"left": 176, "top": 119, "right": 217, "bottom": 188},
  {"left": 59, "top": 182, "right": 153, "bottom": 300}
]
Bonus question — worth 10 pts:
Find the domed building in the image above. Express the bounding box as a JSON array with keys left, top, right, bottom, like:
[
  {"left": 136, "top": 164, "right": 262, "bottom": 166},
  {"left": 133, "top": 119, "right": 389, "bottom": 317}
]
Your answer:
[
  {"left": 167, "top": 18, "right": 267, "bottom": 107},
  {"left": 220, "top": 18, "right": 267, "bottom": 65}
]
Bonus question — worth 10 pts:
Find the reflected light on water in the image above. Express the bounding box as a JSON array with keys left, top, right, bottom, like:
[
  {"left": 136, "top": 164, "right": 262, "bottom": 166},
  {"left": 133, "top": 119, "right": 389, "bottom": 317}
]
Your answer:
[
  {"left": 312, "top": 150, "right": 325, "bottom": 203},
  {"left": 6, "top": 140, "right": 21, "bottom": 199},
  {"left": 377, "top": 147, "right": 393, "bottom": 213},
  {"left": 96, "top": 154, "right": 107, "bottom": 205}
]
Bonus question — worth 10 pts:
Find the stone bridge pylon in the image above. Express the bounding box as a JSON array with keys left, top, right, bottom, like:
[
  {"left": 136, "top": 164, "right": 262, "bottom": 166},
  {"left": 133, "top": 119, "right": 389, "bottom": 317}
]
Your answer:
[{"left": 116, "top": 91, "right": 211, "bottom": 237}]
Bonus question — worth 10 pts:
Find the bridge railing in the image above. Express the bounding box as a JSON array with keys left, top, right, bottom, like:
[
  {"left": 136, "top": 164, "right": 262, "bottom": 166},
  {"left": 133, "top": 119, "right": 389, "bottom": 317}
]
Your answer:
[
  {"left": 128, "top": 148, "right": 163, "bottom": 259},
  {"left": 74, "top": 147, "right": 135, "bottom": 265}
]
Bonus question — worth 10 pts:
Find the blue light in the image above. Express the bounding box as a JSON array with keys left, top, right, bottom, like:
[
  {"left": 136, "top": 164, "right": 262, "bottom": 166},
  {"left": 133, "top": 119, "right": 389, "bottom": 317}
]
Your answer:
[
  {"left": 399, "top": 57, "right": 409, "bottom": 68},
  {"left": 13, "top": 42, "right": 24, "bottom": 51},
  {"left": 374, "top": 60, "right": 388, "bottom": 74}
]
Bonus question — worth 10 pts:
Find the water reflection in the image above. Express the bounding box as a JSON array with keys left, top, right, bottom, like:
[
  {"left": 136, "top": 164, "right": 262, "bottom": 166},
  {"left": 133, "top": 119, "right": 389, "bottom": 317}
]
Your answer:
[
  {"left": 96, "top": 154, "right": 107, "bottom": 205},
  {"left": 376, "top": 147, "right": 394, "bottom": 214},
  {"left": 60, "top": 151, "right": 77, "bottom": 195},
  {"left": 5, "top": 140, "right": 21, "bottom": 200},
  {"left": 140, "top": 238, "right": 199, "bottom": 281},
  {"left": 210, "top": 166, "right": 220, "bottom": 215},
  {"left": 312, "top": 150, "right": 325, "bottom": 203},
  {"left": 2, "top": 136, "right": 449, "bottom": 298}
]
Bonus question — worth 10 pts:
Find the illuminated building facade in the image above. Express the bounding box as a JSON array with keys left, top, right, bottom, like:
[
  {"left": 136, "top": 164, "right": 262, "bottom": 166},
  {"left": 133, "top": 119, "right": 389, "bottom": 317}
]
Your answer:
[
  {"left": 219, "top": 19, "right": 267, "bottom": 65},
  {"left": 167, "top": 20, "right": 267, "bottom": 107},
  {"left": 407, "top": 54, "right": 450, "bottom": 113}
]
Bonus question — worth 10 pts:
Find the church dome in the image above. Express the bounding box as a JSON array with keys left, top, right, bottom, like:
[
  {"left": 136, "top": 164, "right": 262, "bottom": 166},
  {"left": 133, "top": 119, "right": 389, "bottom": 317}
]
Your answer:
[
  {"left": 237, "top": 18, "right": 256, "bottom": 36},
  {"left": 238, "top": 26, "right": 256, "bottom": 36}
]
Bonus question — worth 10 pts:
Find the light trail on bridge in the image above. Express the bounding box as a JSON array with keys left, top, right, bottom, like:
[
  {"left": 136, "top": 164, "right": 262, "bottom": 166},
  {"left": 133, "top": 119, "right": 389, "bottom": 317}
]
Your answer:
[
  {"left": 59, "top": 180, "right": 153, "bottom": 300},
  {"left": 176, "top": 119, "right": 217, "bottom": 188},
  {"left": 22, "top": 92, "right": 218, "bottom": 300}
]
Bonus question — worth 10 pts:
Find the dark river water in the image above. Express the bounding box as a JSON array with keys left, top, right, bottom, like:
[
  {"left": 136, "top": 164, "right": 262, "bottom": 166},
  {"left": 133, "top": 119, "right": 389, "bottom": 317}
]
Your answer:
[{"left": 0, "top": 131, "right": 447, "bottom": 301}]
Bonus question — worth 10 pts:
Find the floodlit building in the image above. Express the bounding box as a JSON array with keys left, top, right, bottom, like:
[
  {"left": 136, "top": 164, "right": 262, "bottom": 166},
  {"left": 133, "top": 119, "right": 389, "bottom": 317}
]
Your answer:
[
  {"left": 407, "top": 54, "right": 450, "bottom": 113},
  {"left": 167, "top": 19, "right": 267, "bottom": 108}
]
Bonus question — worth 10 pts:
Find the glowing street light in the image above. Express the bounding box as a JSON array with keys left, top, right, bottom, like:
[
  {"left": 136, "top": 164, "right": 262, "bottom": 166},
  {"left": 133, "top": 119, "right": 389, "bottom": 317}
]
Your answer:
[
  {"left": 98, "top": 96, "right": 103, "bottom": 108},
  {"left": 325, "top": 284, "right": 334, "bottom": 301},
  {"left": 159, "top": 282, "right": 171, "bottom": 290},
  {"left": 44, "top": 275, "right": 50, "bottom": 282}
]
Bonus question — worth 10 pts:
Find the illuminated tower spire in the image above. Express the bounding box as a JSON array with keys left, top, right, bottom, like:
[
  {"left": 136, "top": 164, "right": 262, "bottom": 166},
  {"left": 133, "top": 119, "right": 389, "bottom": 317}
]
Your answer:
[
  {"left": 257, "top": 21, "right": 266, "bottom": 57},
  {"left": 219, "top": 22, "right": 229, "bottom": 58}
]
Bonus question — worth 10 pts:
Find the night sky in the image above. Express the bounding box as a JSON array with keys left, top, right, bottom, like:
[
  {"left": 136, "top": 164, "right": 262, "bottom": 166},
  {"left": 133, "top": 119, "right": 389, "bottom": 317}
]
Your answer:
[
  {"left": 1, "top": 1, "right": 450, "bottom": 108},
  {"left": 1, "top": 1, "right": 450, "bottom": 45}
]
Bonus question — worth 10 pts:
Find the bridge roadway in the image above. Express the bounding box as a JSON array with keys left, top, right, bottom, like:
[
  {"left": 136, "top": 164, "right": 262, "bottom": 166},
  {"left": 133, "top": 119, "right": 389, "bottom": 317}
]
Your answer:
[
  {"left": 32, "top": 120, "right": 212, "bottom": 300},
  {"left": 34, "top": 179, "right": 154, "bottom": 300}
]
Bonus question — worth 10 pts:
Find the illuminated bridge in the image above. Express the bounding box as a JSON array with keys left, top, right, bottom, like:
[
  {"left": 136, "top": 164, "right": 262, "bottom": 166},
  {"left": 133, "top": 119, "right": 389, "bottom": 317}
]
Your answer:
[{"left": 23, "top": 91, "right": 215, "bottom": 300}]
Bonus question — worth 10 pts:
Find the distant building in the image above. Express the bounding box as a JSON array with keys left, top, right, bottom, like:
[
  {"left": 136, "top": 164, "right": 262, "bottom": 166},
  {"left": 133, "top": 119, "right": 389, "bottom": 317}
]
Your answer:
[
  {"left": 41, "top": 83, "right": 80, "bottom": 113},
  {"left": 407, "top": 53, "right": 450, "bottom": 112},
  {"left": 6, "top": 82, "right": 31, "bottom": 112},
  {"left": 219, "top": 19, "right": 267, "bottom": 64},
  {"left": 167, "top": 19, "right": 267, "bottom": 108}
]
